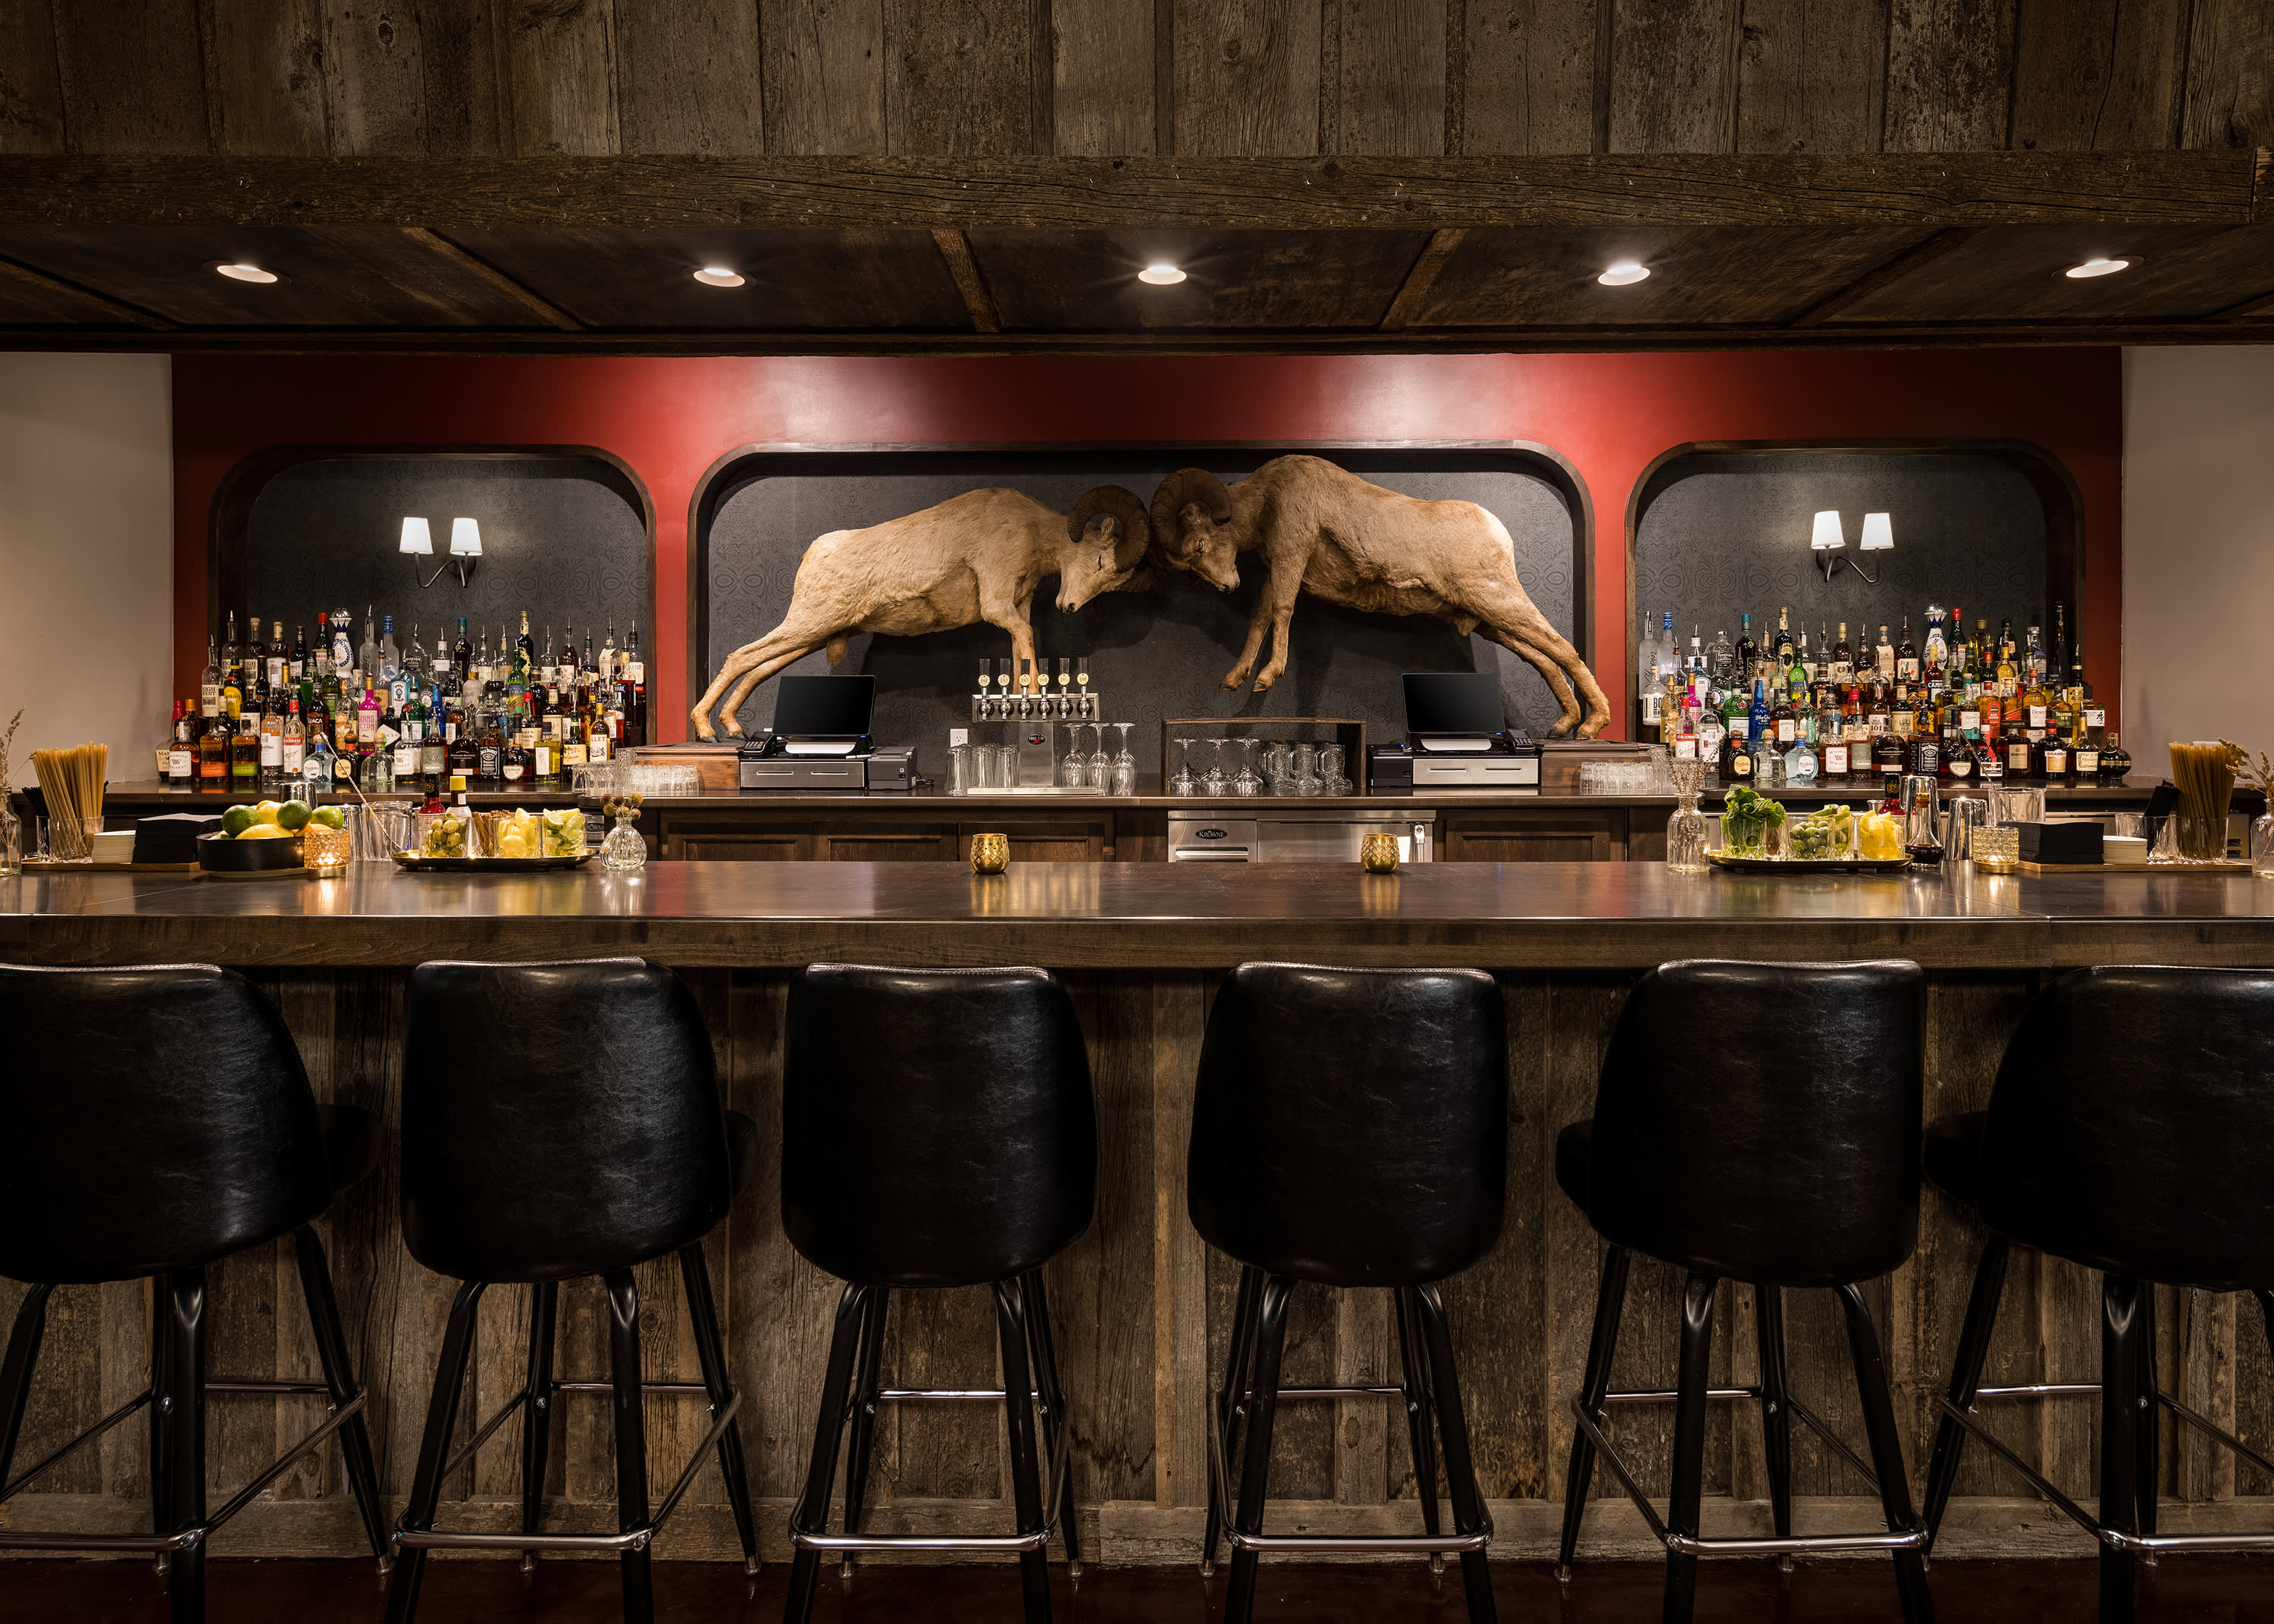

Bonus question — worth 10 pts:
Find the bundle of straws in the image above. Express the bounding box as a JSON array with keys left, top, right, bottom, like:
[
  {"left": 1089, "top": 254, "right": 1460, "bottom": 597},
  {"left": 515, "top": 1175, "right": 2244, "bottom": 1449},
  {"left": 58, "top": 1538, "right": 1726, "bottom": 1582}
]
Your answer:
[
  {"left": 2167, "top": 740, "right": 2244, "bottom": 862},
  {"left": 30, "top": 741, "right": 105, "bottom": 862}
]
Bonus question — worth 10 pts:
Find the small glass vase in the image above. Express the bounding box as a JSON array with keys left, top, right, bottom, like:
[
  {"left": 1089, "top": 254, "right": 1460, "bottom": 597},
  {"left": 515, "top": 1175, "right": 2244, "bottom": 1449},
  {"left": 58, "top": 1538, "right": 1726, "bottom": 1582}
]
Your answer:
[
  {"left": 602, "top": 807, "right": 647, "bottom": 871},
  {"left": 1665, "top": 755, "right": 1711, "bottom": 875},
  {"left": 2254, "top": 812, "right": 2274, "bottom": 880},
  {"left": 0, "top": 803, "right": 20, "bottom": 878}
]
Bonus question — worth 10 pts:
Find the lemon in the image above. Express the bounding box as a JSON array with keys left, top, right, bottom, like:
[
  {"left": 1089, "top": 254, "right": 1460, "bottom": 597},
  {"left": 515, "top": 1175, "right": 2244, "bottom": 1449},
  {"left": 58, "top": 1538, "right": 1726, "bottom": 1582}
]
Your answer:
[
  {"left": 251, "top": 800, "right": 283, "bottom": 826},
  {"left": 277, "top": 799, "right": 313, "bottom": 831},
  {"left": 237, "top": 824, "right": 293, "bottom": 840},
  {"left": 310, "top": 805, "right": 346, "bottom": 831},
  {"left": 221, "top": 805, "right": 256, "bottom": 837}
]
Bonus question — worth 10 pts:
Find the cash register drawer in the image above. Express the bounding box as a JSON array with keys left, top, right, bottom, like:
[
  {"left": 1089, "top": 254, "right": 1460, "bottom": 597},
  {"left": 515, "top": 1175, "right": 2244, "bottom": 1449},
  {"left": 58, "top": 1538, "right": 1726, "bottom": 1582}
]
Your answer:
[
  {"left": 1170, "top": 811, "right": 1436, "bottom": 863},
  {"left": 741, "top": 761, "right": 866, "bottom": 790}
]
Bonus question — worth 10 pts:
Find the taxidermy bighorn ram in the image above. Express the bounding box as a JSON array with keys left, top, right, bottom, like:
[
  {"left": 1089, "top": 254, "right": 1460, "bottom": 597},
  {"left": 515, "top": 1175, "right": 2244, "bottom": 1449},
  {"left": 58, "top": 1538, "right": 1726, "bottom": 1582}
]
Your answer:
[
  {"left": 1148, "top": 455, "right": 1612, "bottom": 739},
  {"left": 690, "top": 485, "right": 1152, "bottom": 740}
]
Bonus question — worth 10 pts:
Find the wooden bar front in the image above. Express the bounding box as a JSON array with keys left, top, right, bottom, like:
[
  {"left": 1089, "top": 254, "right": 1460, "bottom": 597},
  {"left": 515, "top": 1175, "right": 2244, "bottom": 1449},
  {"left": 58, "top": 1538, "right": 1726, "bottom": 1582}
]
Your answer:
[{"left": 3, "top": 864, "right": 2270, "bottom": 1566}]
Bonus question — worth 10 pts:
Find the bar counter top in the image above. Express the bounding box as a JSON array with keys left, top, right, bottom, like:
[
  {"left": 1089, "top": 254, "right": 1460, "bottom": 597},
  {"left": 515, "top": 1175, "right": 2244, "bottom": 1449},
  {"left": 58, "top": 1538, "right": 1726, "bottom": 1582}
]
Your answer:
[{"left": 8, "top": 859, "right": 2273, "bottom": 970}]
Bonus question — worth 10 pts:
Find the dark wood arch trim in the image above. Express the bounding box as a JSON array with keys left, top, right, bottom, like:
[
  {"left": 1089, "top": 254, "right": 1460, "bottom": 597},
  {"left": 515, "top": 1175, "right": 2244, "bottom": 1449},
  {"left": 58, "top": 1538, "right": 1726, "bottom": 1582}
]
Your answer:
[
  {"left": 207, "top": 443, "right": 659, "bottom": 653},
  {"left": 1622, "top": 437, "right": 2087, "bottom": 707},
  {"left": 684, "top": 438, "right": 1596, "bottom": 726}
]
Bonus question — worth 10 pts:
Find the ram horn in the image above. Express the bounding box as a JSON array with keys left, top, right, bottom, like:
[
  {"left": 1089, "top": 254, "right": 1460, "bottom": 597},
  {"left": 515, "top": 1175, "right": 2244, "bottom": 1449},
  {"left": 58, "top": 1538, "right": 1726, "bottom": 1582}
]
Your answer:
[
  {"left": 1148, "top": 468, "right": 1233, "bottom": 557},
  {"left": 1066, "top": 484, "right": 1151, "bottom": 559}
]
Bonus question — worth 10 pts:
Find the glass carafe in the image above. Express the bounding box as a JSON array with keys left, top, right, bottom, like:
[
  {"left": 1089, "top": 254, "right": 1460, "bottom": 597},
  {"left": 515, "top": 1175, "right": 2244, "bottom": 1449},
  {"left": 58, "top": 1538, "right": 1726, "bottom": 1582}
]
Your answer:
[{"left": 1665, "top": 754, "right": 1711, "bottom": 874}]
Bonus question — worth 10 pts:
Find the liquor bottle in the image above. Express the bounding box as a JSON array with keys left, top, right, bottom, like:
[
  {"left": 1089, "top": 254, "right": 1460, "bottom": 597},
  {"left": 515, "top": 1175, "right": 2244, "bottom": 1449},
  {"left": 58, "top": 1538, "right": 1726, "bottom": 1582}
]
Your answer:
[
  {"left": 391, "top": 700, "right": 420, "bottom": 785},
  {"left": 2072, "top": 725, "right": 2101, "bottom": 781},
  {"left": 473, "top": 702, "right": 503, "bottom": 784},
  {"left": 377, "top": 613, "right": 399, "bottom": 682},
  {"left": 1918, "top": 609, "right": 1941, "bottom": 681},
  {"left": 1734, "top": 612, "right": 1755, "bottom": 678},
  {"left": 1905, "top": 715, "right": 1940, "bottom": 778},
  {"left": 1787, "top": 637, "right": 1811, "bottom": 705},
  {"left": 2003, "top": 715, "right": 2034, "bottom": 780},
  {"left": 1769, "top": 679, "right": 1797, "bottom": 753},
  {"left": 515, "top": 611, "right": 535, "bottom": 683},
  {"left": 290, "top": 624, "right": 309, "bottom": 684},
  {"left": 2020, "top": 660, "right": 2050, "bottom": 734},
  {"left": 2099, "top": 733, "right": 2131, "bottom": 784},
  {"left": 356, "top": 608, "right": 378, "bottom": 682},
  {"left": 258, "top": 696, "right": 284, "bottom": 792},
  {"left": 221, "top": 611, "right": 240, "bottom": 693},
  {"left": 230, "top": 706, "right": 261, "bottom": 790},
  {"left": 1978, "top": 724, "right": 2006, "bottom": 784},
  {"left": 474, "top": 624, "right": 491, "bottom": 685},
  {"left": 263, "top": 621, "right": 284, "bottom": 692},
  {"left": 446, "top": 714, "right": 480, "bottom": 784},
  {"left": 501, "top": 699, "right": 531, "bottom": 787},
  {"left": 2050, "top": 602, "right": 2071, "bottom": 682},
  {"left": 584, "top": 626, "right": 599, "bottom": 686},
  {"left": 1944, "top": 727, "right": 1978, "bottom": 784},
  {"left": 357, "top": 680, "right": 381, "bottom": 751},
  {"left": 1640, "top": 657, "right": 1667, "bottom": 743},
  {"left": 2040, "top": 728, "right": 2072, "bottom": 785},
  {"left": 197, "top": 706, "right": 228, "bottom": 788},
  {"left": 1725, "top": 719, "right": 1756, "bottom": 783},
  {"left": 274, "top": 697, "right": 302, "bottom": 784},
  {"left": 601, "top": 618, "right": 619, "bottom": 686},
  {"left": 623, "top": 620, "right": 647, "bottom": 744},
  {"left": 453, "top": 618, "right": 472, "bottom": 680},
  {"left": 330, "top": 610, "right": 353, "bottom": 685},
  {"left": 1773, "top": 607, "right": 1796, "bottom": 670},
  {"left": 199, "top": 631, "right": 222, "bottom": 718},
  {"left": 1831, "top": 623, "right": 1853, "bottom": 684},
  {"left": 1705, "top": 627, "right": 1734, "bottom": 686},
  {"left": 1818, "top": 691, "right": 1850, "bottom": 780}
]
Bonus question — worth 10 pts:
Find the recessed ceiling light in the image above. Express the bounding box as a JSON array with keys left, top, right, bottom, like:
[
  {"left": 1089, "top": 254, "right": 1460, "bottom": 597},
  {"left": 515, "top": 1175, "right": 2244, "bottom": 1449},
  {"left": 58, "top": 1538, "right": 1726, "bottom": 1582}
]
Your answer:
[
  {"left": 1597, "top": 262, "right": 1650, "bottom": 287},
  {"left": 2064, "top": 256, "right": 2133, "bottom": 280},
  {"left": 692, "top": 266, "right": 745, "bottom": 288},
  {"left": 213, "top": 262, "right": 279, "bottom": 284},
  {"left": 1138, "top": 263, "right": 1186, "bottom": 286}
]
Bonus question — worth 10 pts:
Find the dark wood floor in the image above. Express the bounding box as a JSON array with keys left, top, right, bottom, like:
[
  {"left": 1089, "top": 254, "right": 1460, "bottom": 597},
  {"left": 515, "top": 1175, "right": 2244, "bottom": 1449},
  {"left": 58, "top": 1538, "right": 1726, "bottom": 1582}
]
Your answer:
[{"left": 6, "top": 1557, "right": 2274, "bottom": 1622}]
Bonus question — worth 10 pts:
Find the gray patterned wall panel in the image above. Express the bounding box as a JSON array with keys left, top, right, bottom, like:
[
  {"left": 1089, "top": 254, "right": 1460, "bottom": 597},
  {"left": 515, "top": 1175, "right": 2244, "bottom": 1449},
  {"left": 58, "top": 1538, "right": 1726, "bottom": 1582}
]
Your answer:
[
  {"left": 238, "top": 457, "right": 651, "bottom": 663},
  {"left": 701, "top": 450, "right": 1581, "bottom": 764},
  {"left": 1632, "top": 452, "right": 2054, "bottom": 676}
]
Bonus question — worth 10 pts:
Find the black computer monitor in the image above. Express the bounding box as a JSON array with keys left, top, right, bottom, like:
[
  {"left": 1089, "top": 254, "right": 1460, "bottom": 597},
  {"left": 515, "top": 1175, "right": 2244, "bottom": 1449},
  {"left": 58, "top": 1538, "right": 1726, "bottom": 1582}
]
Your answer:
[
  {"left": 771, "top": 674, "right": 875, "bottom": 737},
  {"left": 1402, "top": 672, "right": 1505, "bottom": 736}
]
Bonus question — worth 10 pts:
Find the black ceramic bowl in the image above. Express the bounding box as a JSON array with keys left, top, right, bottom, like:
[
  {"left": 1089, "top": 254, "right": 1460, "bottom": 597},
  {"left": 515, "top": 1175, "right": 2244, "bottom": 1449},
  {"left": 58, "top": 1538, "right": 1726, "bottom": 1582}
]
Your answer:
[{"left": 196, "top": 829, "right": 307, "bottom": 873}]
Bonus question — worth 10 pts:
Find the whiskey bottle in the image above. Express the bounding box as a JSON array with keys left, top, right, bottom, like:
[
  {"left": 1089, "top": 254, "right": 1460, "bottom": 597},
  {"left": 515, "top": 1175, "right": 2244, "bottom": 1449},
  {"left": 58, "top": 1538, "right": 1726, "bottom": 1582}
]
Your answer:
[
  {"left": 477, "top": 706, "right": 506, "bottom": 784},
  {"left": 230, "top": 710, "right": 261, "bottom": 791},
  {"left": 1831, "top": 623, "right": 1853, "bottom": 684},
  {"left": 168, "top": 702, "right": 194, "bottom": 786},
  {"left": 1896, "top": 616, "right": 1920, "bottom": 683},
  {"left": 2099, "top": 733, "right": 2131, "bottom": 784}
]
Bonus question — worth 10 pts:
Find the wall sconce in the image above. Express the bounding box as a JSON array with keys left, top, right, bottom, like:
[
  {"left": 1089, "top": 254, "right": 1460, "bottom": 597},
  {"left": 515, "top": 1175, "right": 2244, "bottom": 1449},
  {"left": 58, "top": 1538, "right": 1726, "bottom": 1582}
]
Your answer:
[
  {"left": 1813, "top": 508, "right": 1890, "bottom": 584},
  {"left": 404, "top": 515, "right": 481, "bottom": 587}
]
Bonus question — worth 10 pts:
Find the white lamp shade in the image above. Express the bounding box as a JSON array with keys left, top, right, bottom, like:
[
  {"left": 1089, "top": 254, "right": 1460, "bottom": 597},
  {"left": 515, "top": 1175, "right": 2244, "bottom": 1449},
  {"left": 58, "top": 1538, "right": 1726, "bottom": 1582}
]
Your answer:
[
  {"left": 1859, "top": 512, "right": 1893, "bottom": 551},
  {"left": 399, "top": 516, "right": 433, "bottom": 555},
  {"left": 449, "top": 517, "right": 482, "bottom": 558},
  {"left": 1810, "top": 510, "right": 1846, "bottom": 551}
]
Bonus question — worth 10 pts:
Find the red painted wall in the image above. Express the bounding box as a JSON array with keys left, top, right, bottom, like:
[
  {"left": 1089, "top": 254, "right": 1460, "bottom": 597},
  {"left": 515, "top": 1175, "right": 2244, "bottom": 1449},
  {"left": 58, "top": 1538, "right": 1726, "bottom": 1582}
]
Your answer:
[{"left": 173, "top": 349, "right": 2123, "bottom": 743}]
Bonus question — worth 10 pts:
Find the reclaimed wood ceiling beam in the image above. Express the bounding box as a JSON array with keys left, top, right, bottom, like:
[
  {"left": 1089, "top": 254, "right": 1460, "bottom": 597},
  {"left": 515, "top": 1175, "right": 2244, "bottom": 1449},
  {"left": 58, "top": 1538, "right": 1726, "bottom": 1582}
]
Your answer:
[{"left": 0, "top": 152, "right": 2261, "bottom": 232}]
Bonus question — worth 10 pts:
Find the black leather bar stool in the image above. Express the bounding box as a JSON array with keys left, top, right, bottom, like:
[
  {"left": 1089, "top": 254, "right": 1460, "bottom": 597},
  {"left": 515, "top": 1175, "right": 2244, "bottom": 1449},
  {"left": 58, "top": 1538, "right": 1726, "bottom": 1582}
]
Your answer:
[
  {"left": 1191, "top": 963, "right": 1507, "bottom": 1624},
  {"left": 384, "top": 959, "right": 760, "bottom": 1624},
  {"left": 0, "top": 963, "right": 390, "bottom": 1624},
  {"left": 781, "top": 964, "right": 1096, "bottom": 1624},
  {"left": 1918, "top": 965, "right": 2274, "bottom": 1623},
  {"left": 1555, "top": 959, "right": 1931, "bottom": 1624}
]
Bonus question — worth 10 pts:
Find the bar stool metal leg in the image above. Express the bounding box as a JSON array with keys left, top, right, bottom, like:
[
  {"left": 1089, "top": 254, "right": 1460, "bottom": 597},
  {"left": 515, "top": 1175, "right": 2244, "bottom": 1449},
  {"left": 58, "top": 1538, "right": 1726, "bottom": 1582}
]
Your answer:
[
  {"left": 385, "top": 1280, "right": 487, "bottom": 1624},
  {"left": 1022, "top": 1269, "right": 1082, "bottom": 1575},
  {"left": 785, "top": 1283, "right": 867, "bottom": 1624},
  {"left": 2135, "top": 1284, "right": 2160, "bottom": 1552},
  {"left": 2100, "top": 1275, "right": 2143, "bottom": 1624},
  {"left": 1922, "top": 1235, "right": 2009, "bottom": 1553},
  {"left": 0, "top": 1284, "right": 53, "bottom": 1504},
  {"left": 292, "top": 1225, "right": 390, "bottom": 1573},
  {"left": 993, "top": 1277, "right": 1055, "bottom": 1624},
  {"left": 838, "top": 1284, "right": 889, "bottom": 1579},
  {"left": 1395, "top": 1286, "right": 1443, "bottom": 1563},
  {"left": 1557, "top": 1244, "right": 1631, "bottom": 1579},
  {"left": 604, "top": 1271, "right": 655, "bottom": 1624},
  {"left": 146, "top": 1281, "right": 171, "bottom": 1567},
  {"left": 678, "top": 1245, "right": 758, "bottom": 1579},
  {"left": 1202, "top": 1265, "right": 1264, "bottom": 1577},
  {"left": 518, "top": 1281, "right": 559, "bottom": 1579},
  {"left": 1414, "top": 1284, "right": 1497, "bottom": 1624},
  {"left": 1756, "top": 1284, "right": 1795, "bottom": 1569},
  {"left": 1663, "top": 1272, "right": 1718, "bottom": 1624},
  {"left": 164, "top": 1268, "right": 210, "bottom": 1624},
  {"left": 1835, "top": 1284, "right": 1934, "bottom": 1623},
  {"left": 1224, "top": 1273, "right": 1295, "bottom": 1624}
]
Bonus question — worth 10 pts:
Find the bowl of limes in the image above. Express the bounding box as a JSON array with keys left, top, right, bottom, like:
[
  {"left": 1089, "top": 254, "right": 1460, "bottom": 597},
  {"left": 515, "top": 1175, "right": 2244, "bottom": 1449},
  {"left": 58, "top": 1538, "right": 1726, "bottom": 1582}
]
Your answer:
[{"left": 197, "top": 799, "right": 327, "bottom": 874}]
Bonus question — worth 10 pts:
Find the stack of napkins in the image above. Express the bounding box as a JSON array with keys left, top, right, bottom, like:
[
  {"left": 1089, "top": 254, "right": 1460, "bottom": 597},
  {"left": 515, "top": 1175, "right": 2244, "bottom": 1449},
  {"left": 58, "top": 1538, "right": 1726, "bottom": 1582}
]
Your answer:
[{"left": 133, "top": 812, "right": 226, "bottom": 865}]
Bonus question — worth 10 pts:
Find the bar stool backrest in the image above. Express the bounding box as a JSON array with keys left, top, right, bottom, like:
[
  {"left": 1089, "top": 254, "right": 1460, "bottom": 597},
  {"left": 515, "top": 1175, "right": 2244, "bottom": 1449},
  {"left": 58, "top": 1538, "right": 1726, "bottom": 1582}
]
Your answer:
[
  {"left": 782, "top": 964, "right": 1096, "bottom": 1288},
  {"left": 1980, "top": 964, "right": 2274, "bottom": 1291},
  {"left": 1589, "top": 959, "right": 1925, "bottom": 1288},
  {"left": 1188, "top": 962, "right": 1508, "bottom": 1287},
  {"left": 402, "top": 959, "right": 731, "bottom": 1283},
  {"left": 0, "top": 963, "right": 332, "bottom": 1284}
]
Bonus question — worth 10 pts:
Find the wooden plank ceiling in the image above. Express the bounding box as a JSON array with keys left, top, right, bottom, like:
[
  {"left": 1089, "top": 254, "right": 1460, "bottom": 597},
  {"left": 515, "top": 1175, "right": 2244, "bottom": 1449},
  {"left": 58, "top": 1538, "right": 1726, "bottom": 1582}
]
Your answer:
[{"left": 0, "top": 0, "right": 2265, "bottom": 353}]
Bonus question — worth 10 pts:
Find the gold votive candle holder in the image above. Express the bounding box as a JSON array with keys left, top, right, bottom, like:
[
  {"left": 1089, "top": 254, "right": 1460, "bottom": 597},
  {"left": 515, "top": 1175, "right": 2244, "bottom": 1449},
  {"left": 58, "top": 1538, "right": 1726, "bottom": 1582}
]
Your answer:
[
  {"left": 970, "top": 832, "right": 1010, "bottom": 874},
  {"left": 1972, "top": 825, "right": 2019, "bottom": 875},
  {"left": 303, "top": 823, "right": 352, "bottom": 873},
  {"left": 1360, "top": 832, "right": 1400, "bottom": 874}
]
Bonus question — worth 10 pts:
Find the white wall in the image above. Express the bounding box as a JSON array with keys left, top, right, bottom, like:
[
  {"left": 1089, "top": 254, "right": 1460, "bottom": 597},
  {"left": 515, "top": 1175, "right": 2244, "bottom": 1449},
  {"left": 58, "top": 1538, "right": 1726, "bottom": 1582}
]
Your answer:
[
  {"left": 0, "top": 354, "right": 174, "bottom": 788},
  {"left": 2122, "top": 348, "right": 2274, "bottom": 784}
]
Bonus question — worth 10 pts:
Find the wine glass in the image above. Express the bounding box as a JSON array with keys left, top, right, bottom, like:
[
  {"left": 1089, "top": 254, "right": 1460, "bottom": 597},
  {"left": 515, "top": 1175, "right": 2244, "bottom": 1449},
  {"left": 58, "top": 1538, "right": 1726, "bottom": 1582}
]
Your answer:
[
  {"left": 1085, "top": 724, "right": 1110, "bottom": 793},
  {"left": 1203, "top": 738, "right": 1229, "bottom": 796},
  {"left": 1111, "top": 722, "right": 1137, "bottom": 796},
  {"left": 1058, "top": 723, "right": 1087, "bottom": 788},
  {"left": 1170, "top": 737, "right": 1197, "bottom": 796},
  {"left": 1233, "top": 737, "right": 1261, "bottom": 796}
]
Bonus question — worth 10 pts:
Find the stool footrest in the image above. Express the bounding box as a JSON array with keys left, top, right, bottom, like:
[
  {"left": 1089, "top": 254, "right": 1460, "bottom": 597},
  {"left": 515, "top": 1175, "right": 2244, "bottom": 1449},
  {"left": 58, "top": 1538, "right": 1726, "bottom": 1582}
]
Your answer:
[
  {"left": 399, "top": 1387, "right": 739, "bottom": 1558},
  {"left": 1571, "top": 1399, "right": 1919, "bottom": 1559},
  {"left": 791, "top": 1384, "right": 1070, "bottom": 1555},
  {"left": 1211, "top": 1386, "right": 1493, "bottom": 1554},
  {"left": 1938, "top": 1391, "right": 2274, "bottom": 1552}
]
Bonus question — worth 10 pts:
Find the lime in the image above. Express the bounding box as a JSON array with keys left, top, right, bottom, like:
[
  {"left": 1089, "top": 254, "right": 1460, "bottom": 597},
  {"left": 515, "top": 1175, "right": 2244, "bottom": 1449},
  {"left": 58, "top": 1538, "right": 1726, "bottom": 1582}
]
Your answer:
[
  {"left": 277, "top": 799, "right": 313, "bottom": 831},
  {"left": 221, "top": 805, "right": 256, "bottom": 837},
  {"left": 310, "top": 806, "right": 346, "bottom": 830}
]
